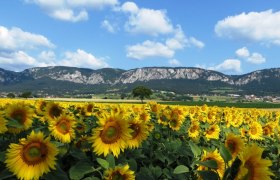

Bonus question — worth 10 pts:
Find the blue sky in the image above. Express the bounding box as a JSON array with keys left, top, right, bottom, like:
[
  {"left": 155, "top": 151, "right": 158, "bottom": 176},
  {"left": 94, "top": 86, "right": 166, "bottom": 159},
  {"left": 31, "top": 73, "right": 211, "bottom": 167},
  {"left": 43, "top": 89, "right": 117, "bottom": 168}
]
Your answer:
[{"left": 0, "top": 0, "right": 279, "bottom": 74}]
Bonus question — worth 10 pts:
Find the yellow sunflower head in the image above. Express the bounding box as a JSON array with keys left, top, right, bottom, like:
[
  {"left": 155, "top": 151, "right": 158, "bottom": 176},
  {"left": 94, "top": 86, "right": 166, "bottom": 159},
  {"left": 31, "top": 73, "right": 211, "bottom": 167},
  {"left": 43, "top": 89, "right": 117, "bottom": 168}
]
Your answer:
[
  {"left": 35, "top": 99, "right": 48, "bottom": 116},
  {"left": 168, "top": 117, "right": 183, "bottom": 131},
  {"left": 49, "top": 114, "right": 76, "bottom": 143},
  {"left": 91, "top": 112, "right": 132, "bottom": 157},
  {"left": 0, "top": 115, "right": 8, "bottom": 134},
  {"left": 82, "top": 103, "right": 95, "bottom": 116},
  {"left": 236, "top": 144, "right": 274, "bottom": 180},
  {"left": 5, "top": 131, "right": 58, "bottom": 180},
  {"left": 45, "top": 102, "right": 63, "bottom": 122},
  {"left": 205, "top": 124, "right": 220, "bottom": 140},
  {"left": 188, "top": 121, "right": 200, "bottom": 139},
  {"left": 104, "top": 164, "right": 135, "bottom": 180},
  {"left": 248, "top": 121, "right": 263, "bottom": 140},
  {"left": 5, "top": 102, "right": 33, "bottom": 134},
  {"left": 225, "top": 133, "right": 244, "bottom": 158},
  {"left": 197, "top": 149, "right": 225, "bottom": 178},
  {"left": 127, "top": 118, "right": 149, "bottom": 149}
]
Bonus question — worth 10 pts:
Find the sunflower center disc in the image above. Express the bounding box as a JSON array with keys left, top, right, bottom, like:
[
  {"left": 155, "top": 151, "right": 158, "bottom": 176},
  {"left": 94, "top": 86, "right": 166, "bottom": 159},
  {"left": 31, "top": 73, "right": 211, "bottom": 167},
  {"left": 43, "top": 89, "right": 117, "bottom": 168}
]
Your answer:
[
  {"left": 57, "top": 121, "right": 70, "bottom": 134},
  {"left": 250, "top": 127, "right": 257, "bottom": 135},
  {"left": 112, "top": 171, "right": 125, "bottom": 180},
  {"left": 23, "top": 142, "right": 47, "bottom": 165},
  {"left": 50, "top": 106, "right": 62, "bottom": 118},
  {"left": 11, "top": 110, "right": 25, "bottom": 123},
  {"left": 130, "top": 124, "right": 140, "bottom": 139},
  {"left": 101, "top": 122, "right": 121, "bottom": 144}
]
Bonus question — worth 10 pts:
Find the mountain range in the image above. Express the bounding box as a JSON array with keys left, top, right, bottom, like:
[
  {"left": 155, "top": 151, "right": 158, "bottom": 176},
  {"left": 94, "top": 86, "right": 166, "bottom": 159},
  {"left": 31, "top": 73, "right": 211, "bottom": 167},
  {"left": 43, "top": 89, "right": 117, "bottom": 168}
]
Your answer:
[{"left": 0, "top": 66, "right": 280, "bottom": 96}]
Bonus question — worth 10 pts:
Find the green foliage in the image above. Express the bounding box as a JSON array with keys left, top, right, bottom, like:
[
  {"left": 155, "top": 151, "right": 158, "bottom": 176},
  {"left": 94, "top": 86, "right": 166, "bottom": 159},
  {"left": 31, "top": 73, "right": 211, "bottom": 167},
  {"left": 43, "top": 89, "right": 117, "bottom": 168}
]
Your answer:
[
  {"left": 132, "top": 86, "right": 152, "bottom": 102},
  {"left": 19, "top": 91, "right": 32, "bottom": 98},
  {"left": 6, "top": 93, "right": 15, "bottom": 98}
]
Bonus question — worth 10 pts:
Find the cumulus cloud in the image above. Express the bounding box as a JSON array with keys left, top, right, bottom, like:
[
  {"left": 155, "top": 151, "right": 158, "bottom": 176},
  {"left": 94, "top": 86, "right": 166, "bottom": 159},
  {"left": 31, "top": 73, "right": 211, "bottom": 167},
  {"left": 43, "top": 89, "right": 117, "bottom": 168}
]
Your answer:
[
  {"left": 247, "top": 53, "right": 266, "bottom": 64},
  {"left": 25, "top": 0, "right": 118, "bottom": 22},
  {"left": 235, "top": 47, "right": 266, "bottom": 64},
  {"left": 0, "top": 26, "right": 54, "bottom": 51},
  {"left": 122, "top": 2, "right": 173, "bottom": 36},
  {"left": 101, "top": 20, "right": 115, "bottom": 33},
  {"left": 59, "top": 49, "right": 109, "bottom": 69},
  {"left": 235, "top": 47, "right": 250, "bottom": 58},
  {"left": 168, "top": 59, "right": 181, "bottom": 66},
  {"left": 126, "top": 40, "right": 174, "bottom": 59},
  {"left": 126, "top": 26, "right": 204, "bottom": 60},
  {"left": 215, "top": 10, "right": 280, "bottom": 45},
  {"left": 209, "top": 59, "right": 241, "bottom": 73}
]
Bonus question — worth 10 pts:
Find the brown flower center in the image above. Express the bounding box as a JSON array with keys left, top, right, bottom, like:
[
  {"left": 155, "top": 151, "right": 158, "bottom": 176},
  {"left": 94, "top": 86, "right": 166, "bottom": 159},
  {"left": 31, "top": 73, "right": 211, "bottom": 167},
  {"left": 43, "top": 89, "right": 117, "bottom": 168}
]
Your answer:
[
  {"left": 49, "top": 105, "right": 62, "bottom": 119},
  {"left": 11, "top": 109, "right": 27, "bottom": 124},
  {"left": 56, "top": 119, "right": 70, "bottom": 134},
  {"left": 111, "top": 171, "right": 126, "bottom": 180},
  {"left": 22, "top": 142, "right": 48, "bottom": 165},
  {"left": 130, "top": 124, "right": 140, "bottom": 139},
  {"left": 100, "top": 121, "right": 121, "bottom": 144}
]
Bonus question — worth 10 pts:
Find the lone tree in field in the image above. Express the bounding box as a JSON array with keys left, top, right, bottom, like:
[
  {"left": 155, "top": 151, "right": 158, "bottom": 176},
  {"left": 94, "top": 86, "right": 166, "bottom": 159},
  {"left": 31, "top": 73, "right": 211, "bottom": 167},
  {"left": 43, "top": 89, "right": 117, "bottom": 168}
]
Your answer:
[{"left": 132, "top": 86, "right": 152, "bottom": 103}]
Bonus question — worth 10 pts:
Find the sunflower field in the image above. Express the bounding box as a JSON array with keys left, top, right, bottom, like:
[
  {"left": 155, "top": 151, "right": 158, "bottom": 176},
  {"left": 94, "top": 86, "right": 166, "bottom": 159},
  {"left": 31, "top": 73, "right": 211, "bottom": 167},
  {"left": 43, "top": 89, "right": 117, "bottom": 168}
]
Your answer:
[{"left": 0, "top": 99, "right": 279, "bottom": 180}]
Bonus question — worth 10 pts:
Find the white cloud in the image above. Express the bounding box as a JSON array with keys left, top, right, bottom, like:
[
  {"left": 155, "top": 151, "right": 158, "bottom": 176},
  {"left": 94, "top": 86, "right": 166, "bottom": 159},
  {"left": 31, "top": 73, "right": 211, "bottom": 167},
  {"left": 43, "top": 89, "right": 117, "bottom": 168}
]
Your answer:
[
  {"left": 101, "top": 20, "right": 115, "bottom": 33},
  {"left": 127, "top": 26, "right": 204, "bottom": 60},
  {"left": 235, "top": 47, "right": 266, "bottom": 64},
  {"left": 25, "top": 0, "right": 118, "bottom": 22},
  {"left": 247, "top": 53, "right": 266, "bottom": 64},
  {"left": 51, "top": 9, "right": 88, "bottom": 22},
  {"left": 59, "top": 49, "right": 109, "bottom": 69},
  {"left": 209, "top": 59, "right": 241, "bottom": 73},
  {"left": 121, "top": 1, "right": 138, "bottom": 14},
  {"left": 215, "top": 10, "right": 280, "bottom": 45},
  {"left": 126, "top": 40, "right": 174, "bottom": 59},
  {"left": 168, "top": 59, "right": 181, "bottom": 66},
  {"left": 236, "top": 47, "right": 250, "bottom": 58},
  {"left": 124, "top": 6, "right": 173, "bottom": 36},
  {"left": 38, "top": 50, "right": 56, "bottom": 62},
  {"left": 0, "top": 26, "right": 54, "bottom": 51}
]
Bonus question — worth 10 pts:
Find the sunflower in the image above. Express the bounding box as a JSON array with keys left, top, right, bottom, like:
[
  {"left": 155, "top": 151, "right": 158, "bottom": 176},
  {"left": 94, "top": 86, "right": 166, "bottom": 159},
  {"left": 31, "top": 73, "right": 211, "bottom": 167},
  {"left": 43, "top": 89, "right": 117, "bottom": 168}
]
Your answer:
[
  {"left": 262, "top": 122, "right": 275, "bottom": 137},
  {"left": 188, "top": 121, "right": 200, "bottom": 139},
  {"left": 75, "top": 135, "right": 91, "bottom": 152},
  {"left": 0, "top": 115, "right": 8, "bottom": 134},
  {"left": 49, "top": 114, "right": 76, "bottom": 143},
  {"left": 205, "top": 124, "right": 220, "bottom": 140},
  {"left": 248, "top": 121, "right": 263, "bottom": 140},
  {"left": 83, "top": 103, "right": 95, "bottom": 116},
  {"left": 236, "top": 144, "right": 274, "bottom": 180},
  {"left": 5, "top": 131, "right": 58, "bottom": 180},
  {"left": 104, "top": 164, "right": 135, "bottom": 180},
  {"left": 45, "top": 102, "right": 63, "bottom": 122},
  {"left": 91, "top": 112, "right": 132, "bottom": 157},
  {"left": 5, "top": 102, "right": 33, "bottom": 134},
  {"left": 35, "top": 99, "right": 48, "bottom": 116},
  {"left": 126, "top": 118, "right": 149, "bottom": 149},
  {"left": 197, "top": 149, "right": 225, "bottom": 178},
  {"left": 225, "top": 133, "right": 244, "bottom": 158}
]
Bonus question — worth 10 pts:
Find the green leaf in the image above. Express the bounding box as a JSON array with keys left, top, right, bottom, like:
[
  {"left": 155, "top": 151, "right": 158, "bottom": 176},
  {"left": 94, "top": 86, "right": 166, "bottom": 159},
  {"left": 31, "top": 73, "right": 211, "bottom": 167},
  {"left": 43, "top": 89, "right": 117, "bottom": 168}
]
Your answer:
[
  {"left": 106, "top": 154, "right": 115, "bottom": 168},
  {"left": 42, "top": 165, "right": 69, "bottom": 180},
  {"left": 0, "top": 169, "right": 14, "bottom": 180},
  {"left": 127, "top": 159, "right": 137, "bottom": 172},
  {"left": 197, "top": 170, "right": 219, "bottom": 180},
  {"left": 6, "top": 117, "right": 24, "bottom": 128},
  {"left": 69, "top": 161, "right": 94, "bottom": 180},
  {"left": 188, "top": 141, "right": 201, "bottom": 157},
  {"left": 173, "top": 165, "right": 189, "bottom": 174},
  {"left": 149, "top": 166, "right": 162, "bottom": 179},
  {"left": 219, "top": 144, "right": 232, "bottom": 163},
  {"left": 0, "top": 151, "right": 5, "bottom": 163},
  {"left": 83, "top": 177, "right": 100, "bottom": 180},
  {"left": 96, "top": 158, "right": 109, "bottom": 169},
  {"left": 196, "top": 160, "right": 218, "bottom": 169},
  {"left": 70, "top": 149, "right": 87, "bottom": 160}
]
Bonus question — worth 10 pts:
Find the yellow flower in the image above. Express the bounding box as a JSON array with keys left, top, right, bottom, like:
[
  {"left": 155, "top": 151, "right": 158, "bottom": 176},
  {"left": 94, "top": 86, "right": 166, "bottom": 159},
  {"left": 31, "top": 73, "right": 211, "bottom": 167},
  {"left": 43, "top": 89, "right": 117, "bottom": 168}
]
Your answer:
[
  {"left": 225, "top": 133, "right": 244, "bottom": 158},
  {"left": 248, "top": 122, "right": 263, "bottom": 140},
  {"left": 5, "top": 102, "right": 33, "bottom": 134},
  {"left": 104, "top": 164, "right": 135, "bottom": 180},
  {"left": 197, "top": 149, "right": 225, "bottom": 178},
  {"left": 236, "top": 144, "right": 274, "bottom": 180},
  {"left": 91, "top": 112, "right": 132, "bottom": 157},
  {"left": 5, "top": 131, "right": 58, "bottom": 180},
  {"left": 126, "top": 118, "right": 149, "bottom": 149},
  {"left": 188, "top": 121, "right": 200, "bottom": 139},
  {"left": 35, "top": 99, "right": 47, "bottom": 116},
  {"left": 49, "top": 114, "right": 76, "bottom": 143},
  {"left": 205, "top": 124, "right": 220, "bottom": 140},
  {"left": 45, "top": 102, "right": 63, "bottom": 122},
  {"left": 0, "top": 115, "right": 8, "bottom": 134}
]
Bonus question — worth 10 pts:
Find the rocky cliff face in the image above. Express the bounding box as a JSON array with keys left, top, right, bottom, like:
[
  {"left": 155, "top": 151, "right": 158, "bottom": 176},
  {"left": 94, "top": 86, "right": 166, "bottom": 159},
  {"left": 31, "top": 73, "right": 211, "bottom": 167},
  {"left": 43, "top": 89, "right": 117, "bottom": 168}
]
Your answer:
[{"left": 0, "top": 66, "right": 279, "bottom": 86}]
